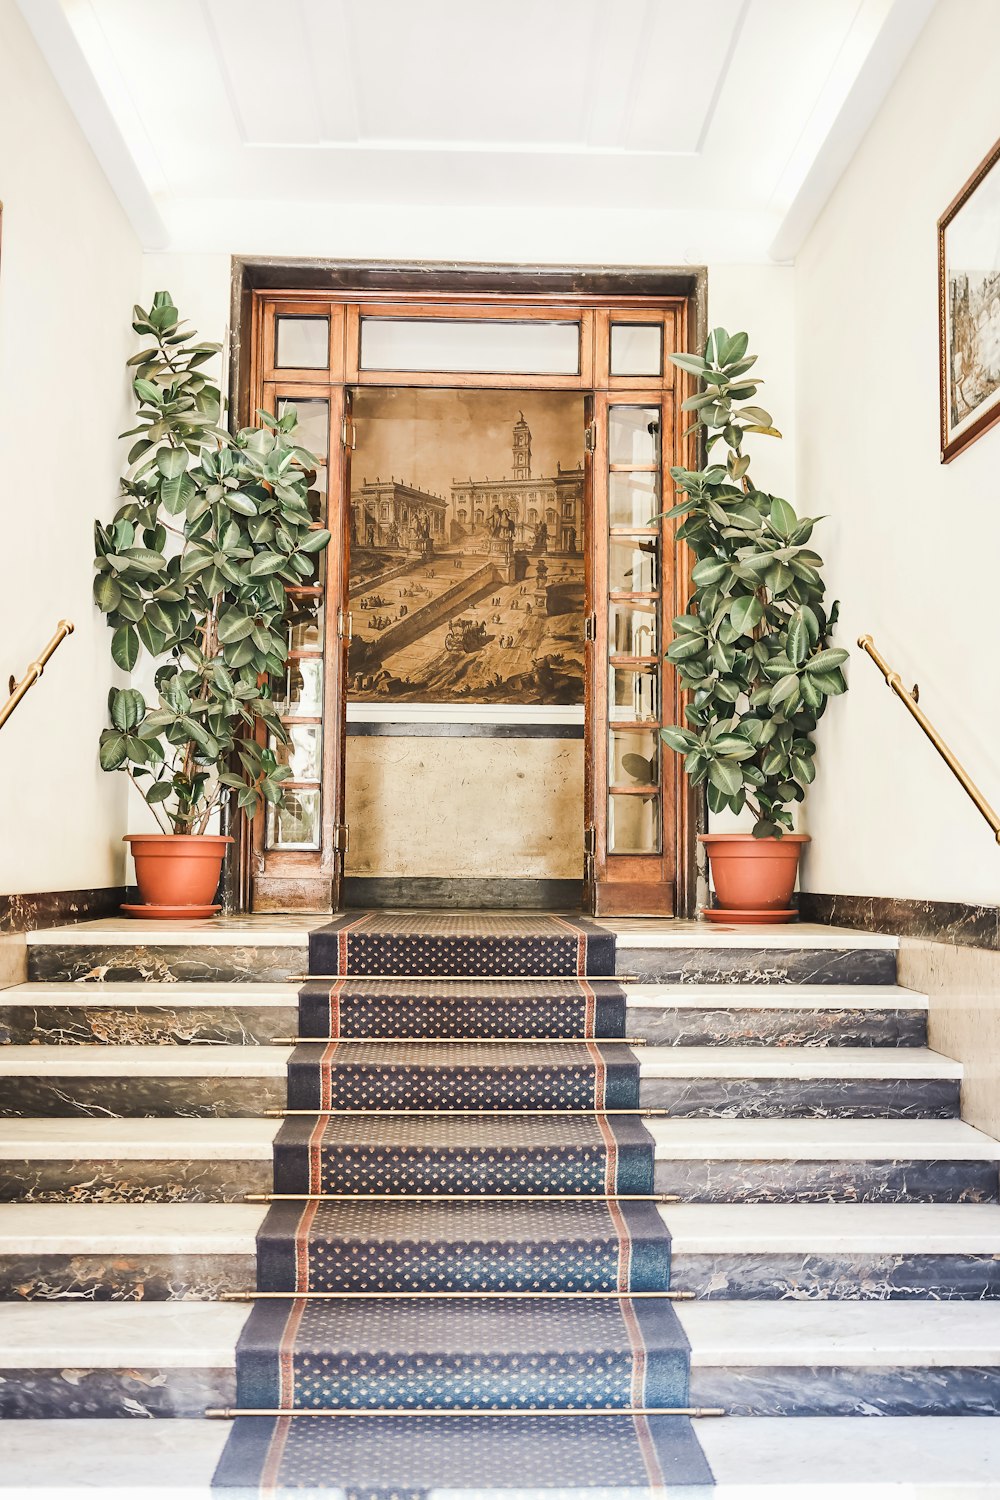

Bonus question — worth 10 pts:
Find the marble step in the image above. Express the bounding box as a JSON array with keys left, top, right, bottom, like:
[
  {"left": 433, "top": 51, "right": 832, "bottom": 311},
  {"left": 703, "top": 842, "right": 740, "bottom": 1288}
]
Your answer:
[
  {"left": 680, "top": 1300, "right": 1000, "bottom": 1415},
  {"left": 625, "top": 983, "right": 927, "bottom": 1047},
  {"left": 649, "top": 1117, "right": 1000, "bottom": 1203},
  {"left": 0, "top": 1204, "right": 263, "bottom": 1301},
  {"left": 0, "top": 1301, "right": 247, "bottom": 1417},
  {"left": 6, "top": 1415, "right": 1000, "bottom": 1496},
  {"left": 0, "top": 1120, "right": 280, "bottom": 1203},
  {"left": 0, "top": 982, "right": 300, "bottom": 1046},
  {"left": 662, "top": 1202, "right": 1000, "bottom": 1300},
  {"left": 0, "top": 1043, "right": 962, "bottom": 1120},
  {"left": 611, "top": 921, "right": 898, "bottom": 986}
]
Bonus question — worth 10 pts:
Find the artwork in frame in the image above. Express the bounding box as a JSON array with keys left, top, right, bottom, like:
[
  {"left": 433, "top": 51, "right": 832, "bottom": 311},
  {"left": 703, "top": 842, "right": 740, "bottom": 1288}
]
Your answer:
[
  {"left": 346, "top": 388, "right": 586, "bottom": 707},
  {"left": 939, "top": 134, "right": 1000, "bottom": 462}
]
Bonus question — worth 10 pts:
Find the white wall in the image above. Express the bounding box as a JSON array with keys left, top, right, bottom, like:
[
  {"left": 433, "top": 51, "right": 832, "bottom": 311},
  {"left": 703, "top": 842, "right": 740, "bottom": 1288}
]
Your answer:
[
  {"left": 795, "top": 0, "right": 1000, "bottom": 906},
  {"left": 0, "top": 0, "right": 141, "bottom": 894}
]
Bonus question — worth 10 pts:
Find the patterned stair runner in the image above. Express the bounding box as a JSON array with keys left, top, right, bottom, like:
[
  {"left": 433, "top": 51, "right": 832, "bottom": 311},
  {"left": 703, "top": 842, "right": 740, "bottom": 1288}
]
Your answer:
[{"left": 213, "top": 914, "right": 713, "bottom": 1493}]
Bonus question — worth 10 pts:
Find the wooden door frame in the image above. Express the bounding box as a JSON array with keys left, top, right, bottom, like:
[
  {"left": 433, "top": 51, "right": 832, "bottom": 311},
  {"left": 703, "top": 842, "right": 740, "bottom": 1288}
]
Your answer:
[{"left": 223, "top": 259, "right": 708, "bottom": 918}]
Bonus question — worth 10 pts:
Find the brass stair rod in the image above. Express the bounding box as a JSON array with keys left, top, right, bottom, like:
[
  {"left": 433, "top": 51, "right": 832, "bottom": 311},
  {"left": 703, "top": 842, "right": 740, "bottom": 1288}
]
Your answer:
[
  {"left": 858, "top": 635, "right": 1000, "bottom": 843},
  {"left": 245, "top": 1192, "right": 678, "bottom": 1203},
  {"left": 206, "top": 1404, "right": 724, "bottom": 1419},
  {"left": 270, "top": 1036, "right": 647, "bottom": 1046},
  {"left": 0, "top": 621, "right": 74, "bottom": 731},
  {"left": 268, "top": 1108, "right": 670, "bottom": 1117},
  {"left": 288, "top": 974, "right": 639, "bottom": 983},
  {"left": 222, "top": 1289, "right": 696, "bottom": 1302}
]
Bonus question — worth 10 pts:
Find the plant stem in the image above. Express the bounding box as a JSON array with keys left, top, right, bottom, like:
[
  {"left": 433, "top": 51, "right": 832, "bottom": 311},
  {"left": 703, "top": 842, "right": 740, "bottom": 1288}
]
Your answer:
[{"left": 126, "top": 769, "right": 171, "bottom": 835}]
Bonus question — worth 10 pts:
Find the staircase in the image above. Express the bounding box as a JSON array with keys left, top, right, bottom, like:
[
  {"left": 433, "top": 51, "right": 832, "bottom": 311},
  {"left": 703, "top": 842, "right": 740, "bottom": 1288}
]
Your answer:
[{"left": 1, "top": 913, "right": 1000, "bottom": 1493}]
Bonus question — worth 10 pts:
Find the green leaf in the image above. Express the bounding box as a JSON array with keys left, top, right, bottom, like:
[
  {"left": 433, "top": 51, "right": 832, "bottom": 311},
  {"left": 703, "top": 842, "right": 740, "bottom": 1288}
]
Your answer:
[
  {"left": 729, "top": 595, "right": 763, "bottom": 635},
  {"left": 298, "top": 528, "right": 332, "bottom": 554},
  {"left": 769, "top": 498, "right": 797, "bottom": 538},
  {"left": 145, "top": 781, "right": 174, "bottom": 805},
  {"left": 721, "top": 331, "right": 749, "bottom": 365},
  {"left": 109, "top": 687, "right": 146, "bottom": 732},
  {"left": 660, "top": 726, "right": 699, "bottom": 754},
  {"left": 93, "top": 573, "right": 121, "bottom": 612},
  {"left": 669, "top": 353, "right": 708, "bottom": 375},
  {"left": 155, "top": 447, "right": 188, "bottom": 479},
  {"left": 111, "top": 625, "right": 140, "bottom": 672},
  {"left": 248, "top": 552, "right": 286, "bottom": 576},
  {"left": 768, "top": 674, "right": 800, "bottom": 708},
  {"left": 98, "top": 730, "right": 128, "bottom": 770},
  {"left": 805, "top": 647, "right": 849, "bottom": 673},
  {"left": 708, "top": 759, "right": 743, "bottom": 796},
  {"left": 786, "top": 609, "right": 810, "bottom": 666},
  {"left": 692, "top": 557, "right": 729, "bottom": 588}
]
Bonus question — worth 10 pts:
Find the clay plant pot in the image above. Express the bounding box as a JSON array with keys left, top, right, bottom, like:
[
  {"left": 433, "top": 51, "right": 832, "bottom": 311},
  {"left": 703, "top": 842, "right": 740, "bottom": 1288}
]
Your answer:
[
  {"left": 699, "top": 832, "right": 810, "bottom": 924},
  {"left": 123, "top": 834, "right": 233, "bottom": 919}
]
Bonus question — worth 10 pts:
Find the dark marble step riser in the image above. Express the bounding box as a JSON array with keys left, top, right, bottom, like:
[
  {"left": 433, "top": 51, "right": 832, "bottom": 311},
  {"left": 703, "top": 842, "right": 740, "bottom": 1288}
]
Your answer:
[
  {"left": 689, "top": 1367, "right": 1000, "bottom": 1416},
  {"left": 0, "top": 1369, "right": 235, "bottom": 1418},
  {"left": 642, "top": 1078, "right": 959, "bottom": 1119},
  {"left": 0, "top": 1079, "right": 285, "bottom": 1118},
  {"left": 672, "top": 1253, "right": 1000, "bottom": 1300},
  {"left": 630, "top": 1009, "right": 926, "bottom": 1047},
  {"left": 0, "top": 1253, "right": 253, "bottom": 1302},
  {"left": 0, "top": 1006, "right": 298, "bottom": 1046},
  {"left": 27, "top": 946, "right": 306, "bottom": 985},
  {"left": 653, "top": 1159, "right": 1000, "bottom": 1204},
  {"left": 0, "top": 1160, "right": 271, "bottom": 1204},
  {"left": 626, "top": 950, "right": 897, "bottom": 986}
]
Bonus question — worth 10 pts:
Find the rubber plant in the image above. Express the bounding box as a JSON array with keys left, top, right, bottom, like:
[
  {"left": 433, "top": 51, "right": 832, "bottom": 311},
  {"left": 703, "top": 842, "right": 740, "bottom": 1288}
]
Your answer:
[
  {"left": 93, "top": 291, "right": 330, "bottom": 905},
  {"left": 656, "top": 329, "right": 847, "bottom": 911}
]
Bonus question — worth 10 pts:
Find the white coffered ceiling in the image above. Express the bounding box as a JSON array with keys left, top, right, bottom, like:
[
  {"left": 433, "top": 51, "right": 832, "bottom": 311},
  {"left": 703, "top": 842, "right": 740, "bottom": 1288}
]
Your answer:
[{"left": 18, "top": 0, "right": 934, "bottom": 260}]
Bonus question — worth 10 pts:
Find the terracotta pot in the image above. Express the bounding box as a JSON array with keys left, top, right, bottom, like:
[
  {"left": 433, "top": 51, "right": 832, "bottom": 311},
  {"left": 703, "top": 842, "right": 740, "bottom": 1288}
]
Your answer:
[
  {"left": 124, "top": 834, "right": 232, "bottom": 914},
  {"left": 700, "top": 833, "right": 809, "bottom": 922}
]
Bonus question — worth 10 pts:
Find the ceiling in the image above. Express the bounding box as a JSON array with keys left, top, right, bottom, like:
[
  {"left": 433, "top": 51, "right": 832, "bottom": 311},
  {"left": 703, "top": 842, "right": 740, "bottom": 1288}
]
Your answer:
[{"left": 20, "top": 0, "right": 934, "bottom": 260}]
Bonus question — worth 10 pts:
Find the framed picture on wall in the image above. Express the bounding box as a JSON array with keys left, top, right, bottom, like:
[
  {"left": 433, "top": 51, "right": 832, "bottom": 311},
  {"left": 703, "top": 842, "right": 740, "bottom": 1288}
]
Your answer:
[{"left": 939, "top": 135, "right": 1000, "bottom": 462}]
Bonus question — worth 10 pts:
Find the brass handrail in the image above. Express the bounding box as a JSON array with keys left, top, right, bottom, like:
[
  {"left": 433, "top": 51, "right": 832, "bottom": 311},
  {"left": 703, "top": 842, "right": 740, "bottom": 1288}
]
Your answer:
[
  {"left": 0, "top": 621, "right": 74, "bottom": 731},
  {"left": 858, "top": 634, "right": 1000, "bottom": 844}
]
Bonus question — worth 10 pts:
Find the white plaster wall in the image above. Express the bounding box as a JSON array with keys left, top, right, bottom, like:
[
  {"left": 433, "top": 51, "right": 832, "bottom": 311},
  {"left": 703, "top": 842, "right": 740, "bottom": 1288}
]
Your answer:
[
  {"left": 794, "top": 0, "right": 1000, "bottom": 906},
  {"left": 0, "top": 0, "right": 141, "bottom": 894}
]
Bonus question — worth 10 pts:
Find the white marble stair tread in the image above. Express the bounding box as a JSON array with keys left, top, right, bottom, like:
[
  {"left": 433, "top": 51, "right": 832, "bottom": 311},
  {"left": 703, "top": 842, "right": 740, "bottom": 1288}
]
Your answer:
[
  {"left": 0, "top": 1044, "right": 292, "bottom": 1075},
  {"left": 1, "top": 980, "right": 300, "bottom": 1006},
  {"left": 0, "top": 1300, "right": 249, "bottom": 1367},
  {"left": 657, "top": 1201, "right": 1000, "bottom": 1253},
  {"left": 608, "top": 921, "right": 898, "bottom": 950},
  {"left": 699, "top": 1416, "right": 1000, "bottom": 1493},
  {"left": 678, "top": 1300, "right": 1000, "bottom": 1366},
  {"left": 647, "top": 1117, "right": 1000, "bottom": 1160},
  {"left": 0, "top": 1418, "right": 230, "bottom": 1495},
  {"left": 0, "top": 1118, "right": 281, "bottom": 1159},
  {"left": 638, "top": 1045, "right": 960, "bottom": 1078},
  {"left": 625, "top": 982, "right": 926, "bottom": 1010},
  {"left": 26, "top": 916, "right": 323, "bottom": 946},
  {"left": 0, "top": 1203, "right": 266, "bottom": 1254}
]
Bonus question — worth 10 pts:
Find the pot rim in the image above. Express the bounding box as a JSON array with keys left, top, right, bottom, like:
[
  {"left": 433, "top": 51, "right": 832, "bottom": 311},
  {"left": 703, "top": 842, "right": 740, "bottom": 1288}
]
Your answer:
[
  {"left": 124, "top": 834, "right": 234, "bottom": 845},
  {"left": 699, "top": 832, "right": 810, "bottom": 845}
]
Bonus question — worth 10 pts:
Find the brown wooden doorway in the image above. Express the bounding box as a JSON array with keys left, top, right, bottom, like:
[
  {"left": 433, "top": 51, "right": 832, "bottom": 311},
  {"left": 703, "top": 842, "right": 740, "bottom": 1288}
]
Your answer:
[{"left": 237, "top": 271, "right": 700, "bottom": 918}]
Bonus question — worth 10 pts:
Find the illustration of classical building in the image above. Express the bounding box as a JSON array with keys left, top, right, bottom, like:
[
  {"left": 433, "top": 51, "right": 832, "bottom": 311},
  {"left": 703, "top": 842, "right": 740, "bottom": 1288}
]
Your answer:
[
  {"left": 450, "top": 413, "right": 583, "bottom": 554},
  {"left": 351, "top": 479, "right": 449, "bottom": 551}
]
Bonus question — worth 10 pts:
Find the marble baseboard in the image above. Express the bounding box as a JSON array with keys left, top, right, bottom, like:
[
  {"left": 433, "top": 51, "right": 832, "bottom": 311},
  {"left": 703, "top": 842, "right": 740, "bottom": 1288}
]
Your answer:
[
  {"left": 628, "top": 1005, "right": 926, "bottom": 1047},
  {"left": 654, "top": 1158, "right": 999, "bottom": 1204},
  {"left": 0, "top": 1366, "right": 235, "bottom": 1418},
  {"left": 0, "top": 1252, "right": 255, "bottom": 1301},
  {"left": 27, "top": 943, "right": 307, "bottom": 984},
  {"left": 800, "top": 892, "right": 1000, "bottom": 953},
  {"left": 0, "top": 889, "right": 127, "bottom": 937},
  {"left": 0, "top": 1001, "right": 299, "bottom": 1046},
  {"left": 640, "top": 1077, "right": 959, "bottom": 1119},
  {"left": 623, "top": 948, "right": 898, "bottom": 986},
  {"left": 0, "top": 1076, "right": 286, "bottom": 1119},
  {"left": 690, "top": 1365, "right": 1000, "bottom": 1417},
  {"left": 671, "top": 1251, "right": 1000, "bottom": 1301},
  {"left": 0, "top": 1158, "right": 271, "bottom": 1204}
]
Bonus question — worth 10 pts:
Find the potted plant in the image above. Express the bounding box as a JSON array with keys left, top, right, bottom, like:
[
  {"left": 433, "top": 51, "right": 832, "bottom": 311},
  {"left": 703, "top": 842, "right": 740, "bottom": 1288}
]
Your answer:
[
  {"left": 658, "top": 328, "right": 847, "bottom": 922},
  {"left": 94, "top": 292, "right": 330, "bottom": 916}
]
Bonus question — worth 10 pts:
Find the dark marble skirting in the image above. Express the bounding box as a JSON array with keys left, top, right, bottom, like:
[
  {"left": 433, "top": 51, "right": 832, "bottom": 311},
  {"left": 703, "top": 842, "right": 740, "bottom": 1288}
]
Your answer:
[
  {"left": 0, "top": 1366, "right": 236, "bottom": 1418},
  {"left": 653, "top": 1158, "right": 999, "bottom": 1204},
  {"left": 0, "top": 1001, "right": 299, "bottom": 1046},
  {"left": 640, "top": 1076, "right": 959, "bottom": 1119},
  {"left": 27, "top": 943, "right": 307, "bottom": 985},
  {"left": 0, "top": 888, "right": 127, "bottom": 936},
  {"left": 0, "top": 1076, "right": 285, "bottom": 1119},
  {"left": 799, "top": 892, "right": 1000, "bottom": 952},
  {"left": 628, "top": 1004, "right": 926, "bottom": 1048},
  {"left": 622, "top": 947, "right": 897, "bottom": 985},
  {"left": 0, "top": 1158, "right": 271, "bottom": 1204},
  {"left": 689, "top": 1364, "right": 1000, "bottom": 1417},
  {"left": 0, "top": 1252, "right": 255, "bottom": 1301},
  {"left": 671, "top": 1251, "right": 1000, "bottom": 1301}
]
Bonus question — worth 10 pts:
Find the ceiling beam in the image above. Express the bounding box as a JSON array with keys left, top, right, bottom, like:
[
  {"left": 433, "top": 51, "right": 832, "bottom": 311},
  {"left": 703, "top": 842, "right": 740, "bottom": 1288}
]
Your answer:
[
  {"left": 15, "top": 0, "right": 168, "bottom": 249},
  {"left": 768, "top": 0, "right": 936, "bottom": 264}
]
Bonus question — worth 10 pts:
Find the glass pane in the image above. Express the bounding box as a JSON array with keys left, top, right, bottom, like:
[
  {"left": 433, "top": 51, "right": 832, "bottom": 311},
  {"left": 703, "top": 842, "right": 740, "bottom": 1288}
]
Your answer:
[
  {"left": 305, "top": 466, "right": 328, "bottom": 524},
  {"left": 279, "top": 656, "right": 324, "bottom": 715},
  {"left": 609, "top": 471, "right": 659, "bottom": 528},
  {"left": 272, "top": 724, "right": 322, "bottom": 781},
  {"left": 609, "top": 600, "right": 658, "bottom": 656},
  {"left": 610, "top": 728, "right": 660, "bottom": 787},
  {"left": 609, "top": 407, "right": 660, "bottom": 466},
  {"left": 609, "top": 793, "right": 661, "bottom": 854},
  {"left": 609, "top": 539, "right": 659, "bottom": 593},
  {"left": 360, "top": 318, "right": 580, "bottom": 375},
  {"left": 610, "top": 324, "right": 662, "bottom": 377},
  {"left": 266, "top": 787, "right": 321, "bottom": 851},
  {"left": 286, "top": 594, "right": 324, "bottom": 651},
  {"left": 275, "top": 316, "right": 330, "bottom": 369},
  {"left": 610, "top": 665, "right": 659, "bottom": 723},
  {"left": 278, "top": 398, "right": 329, "bottom": 460}
]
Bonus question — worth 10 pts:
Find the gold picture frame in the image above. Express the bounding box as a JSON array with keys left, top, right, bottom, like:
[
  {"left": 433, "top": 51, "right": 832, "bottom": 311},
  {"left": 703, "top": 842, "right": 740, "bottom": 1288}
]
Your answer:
[{"left": 938, "top": 135, "right": 1000, "bottom": 462}]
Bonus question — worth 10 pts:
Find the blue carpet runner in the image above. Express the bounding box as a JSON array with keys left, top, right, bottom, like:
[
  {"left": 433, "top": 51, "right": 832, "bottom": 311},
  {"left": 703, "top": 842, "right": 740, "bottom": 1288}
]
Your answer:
[{"left": 213, "top": 913, "right": 713, "bottom": 1495}]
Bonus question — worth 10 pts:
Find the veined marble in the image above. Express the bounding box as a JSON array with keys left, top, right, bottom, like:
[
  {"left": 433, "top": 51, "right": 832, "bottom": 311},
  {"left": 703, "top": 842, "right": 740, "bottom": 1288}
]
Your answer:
[
  {"left": 0, "top": 981, "right": 299, "bottom": 1046},
  {"left": 625, "top": 982, "right": 927, "bottom": 1047},
  {"left": 26, "top": 943, "right": 308, "bottom": 985},
  {"left": 624, "top": 947, "right": 898, "bottom": 986}
]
